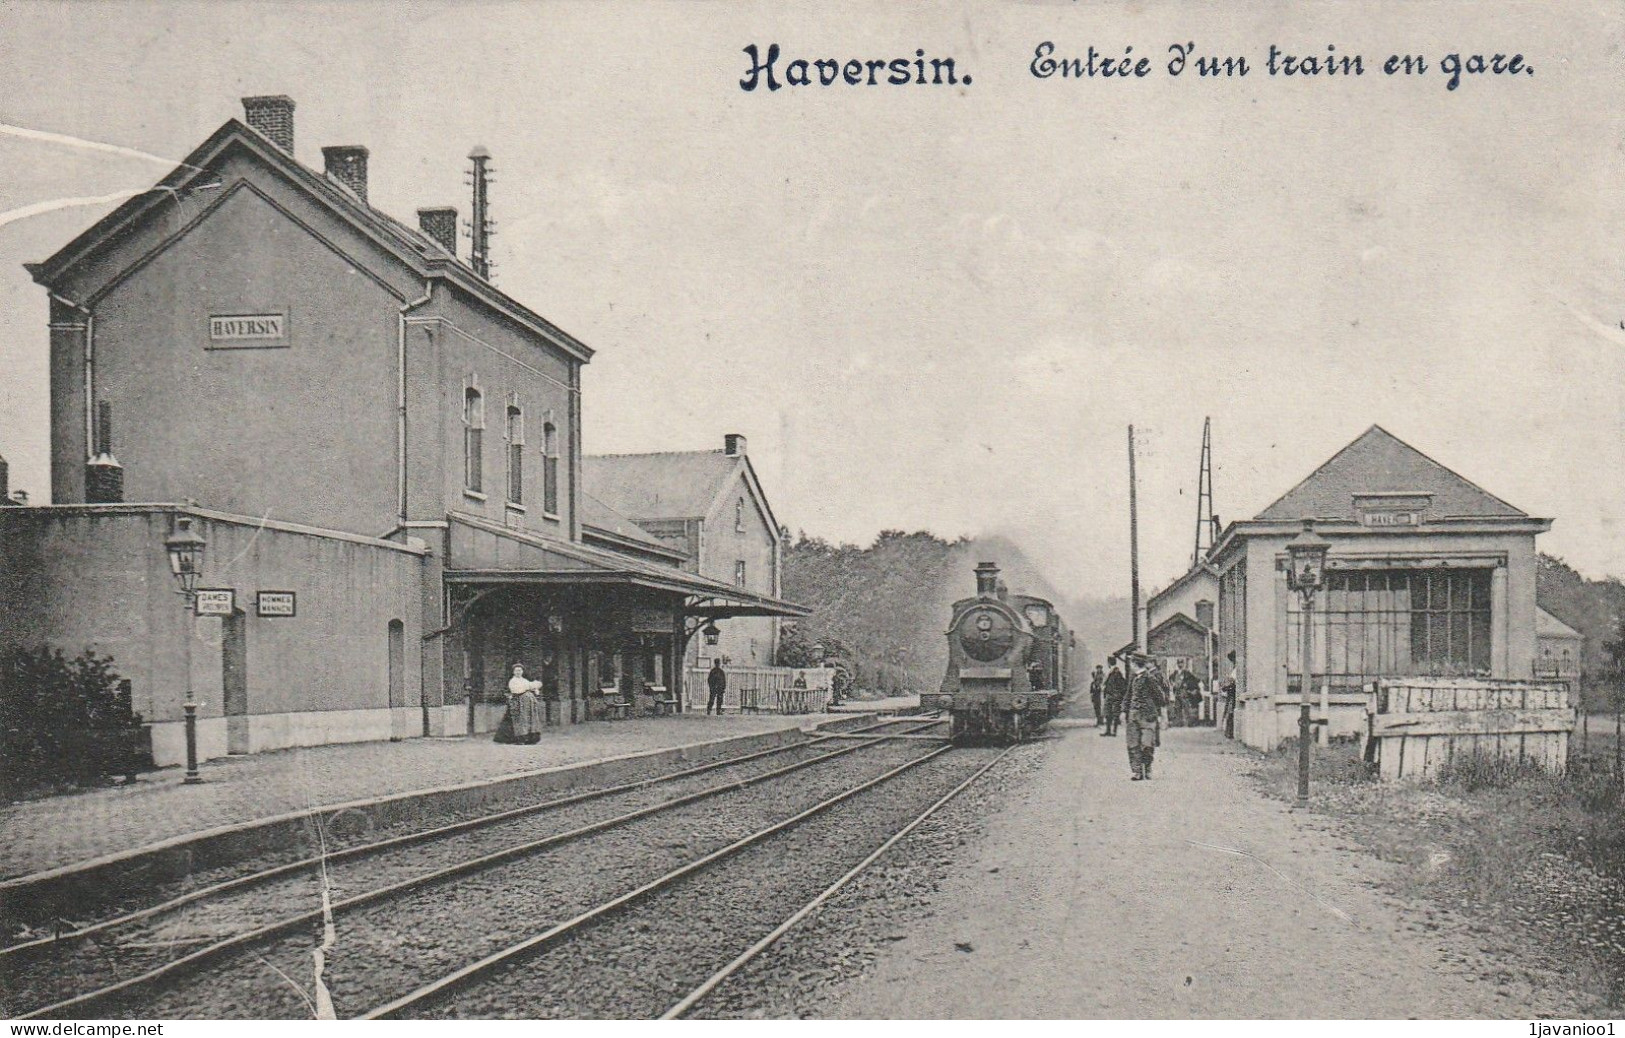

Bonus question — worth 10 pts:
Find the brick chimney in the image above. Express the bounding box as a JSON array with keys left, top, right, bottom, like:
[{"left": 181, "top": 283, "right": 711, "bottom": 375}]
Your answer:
[
  {"left": 322, "top": 145, "right": 370, "bottom": 203},
  {"left": 0, "top": 451, "right": 10, "bottom": 506},
  {"left": 242, "top": 95, "right": 295, "bottom": 154},
  {"left": 418, "top": 207, "right": 458, "bottom": 256},
  {"left": 84, "top": 401, "right": 124, "bottom": 504},
  {"left": 724, "top": 433, "right": 747, "bottom": 457},
  {"left": 1195, "top": 599, "right": 1215, "bottom": 631}
]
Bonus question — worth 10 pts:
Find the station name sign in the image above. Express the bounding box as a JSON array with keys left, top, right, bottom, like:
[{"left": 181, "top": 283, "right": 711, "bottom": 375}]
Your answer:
[
  {"left": 208, "top": 313, "right": 287, "bottom": 348},
  {"left": 1354, "top": 492, "right": 1430, "bottom": 529}
]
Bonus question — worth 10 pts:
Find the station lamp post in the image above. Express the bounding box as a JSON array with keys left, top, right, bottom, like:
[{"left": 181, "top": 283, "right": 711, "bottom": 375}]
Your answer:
[
  {"left": 164, "top": 515, "right": 207, "bottom": 784},
  {"left": 1286, "top": 520, "right": 1331, "bottom": 808}
]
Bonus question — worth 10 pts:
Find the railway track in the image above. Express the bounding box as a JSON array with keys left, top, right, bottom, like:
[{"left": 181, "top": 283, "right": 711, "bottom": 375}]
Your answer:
[
  {"left": 3, "top": 715, "right": 948, "bottom": 1019},
  {"left": 385, "top": 743, "right": 1016, "bottom": 1020}
]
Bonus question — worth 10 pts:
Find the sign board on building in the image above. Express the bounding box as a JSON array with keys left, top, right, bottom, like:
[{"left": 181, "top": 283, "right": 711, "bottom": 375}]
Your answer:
[
  {"left": 629, "top": 606, "right": 673, "bottom": 634},
  {"left": 194, "top": 588, "right": 236, "bottom": 616},
  {"left": 208, "top": 313, "right": 288, "bottom": 348},
  {"left": 256, "top": 590, "right": 297, "bottom": 617},
  {"left": 1354, "top": 492, "right": 1430, "bottom": 529}
]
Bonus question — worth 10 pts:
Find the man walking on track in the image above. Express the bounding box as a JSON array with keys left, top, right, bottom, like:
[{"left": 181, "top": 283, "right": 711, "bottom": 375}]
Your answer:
[
  {"left": 1100, "top": 658, "right": 1127, "bottom": 736},
  {"left": 1089, "top": 665, "right": 1104, "bottom": 726},
  {"left": 1125, "top": 655, "right": 1170, "bottom": 781},
  {"left": 706, "top": 659, "right": 728, "bottom": 716}
]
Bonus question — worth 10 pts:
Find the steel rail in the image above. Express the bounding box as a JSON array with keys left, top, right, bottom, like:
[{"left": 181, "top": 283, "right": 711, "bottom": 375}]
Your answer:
[
  {"left": 1, "top": 714, "right": 938, "bottom": 964},
  {"left": 661, "top": 745, "right": 1016, "bottom": 1018},
  {"left": 362, "top": 743, "right": 959, "bottom": 1019},
  {"left": 14, "top": 719, "right": 945, "bottom": 1020}
]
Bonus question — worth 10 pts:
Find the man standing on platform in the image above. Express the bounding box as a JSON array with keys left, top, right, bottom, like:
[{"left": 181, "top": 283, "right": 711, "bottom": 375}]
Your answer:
[
  {"left": 1125, "top": 655, "right": 1170, "bottom": 781},
  {"left": 1101, "top": 658, "right": 1127, "bottom": 737},
  {"left": 1089, "top": 665, "right": 1105, "bottom": 726},
  {"left": 706, "top": 659, "right": 728, "bottom": 716}
]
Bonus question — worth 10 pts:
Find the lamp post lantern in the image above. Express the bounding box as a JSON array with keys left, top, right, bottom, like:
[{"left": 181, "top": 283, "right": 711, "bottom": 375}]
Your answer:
[
  {"left": 702, "top": 621, "right": 721, "bottom": 648},
  {"left": 1286, "top": 519, "right": 1331, "bottom": 807},
  {"left": 164, "top": 515, "right": 207, "bottom": 784}
]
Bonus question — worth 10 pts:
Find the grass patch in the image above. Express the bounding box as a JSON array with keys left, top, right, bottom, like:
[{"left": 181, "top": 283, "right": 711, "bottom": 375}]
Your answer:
[{"left": 1248, "top": 740, "right": 1625, "bottom": 1015}]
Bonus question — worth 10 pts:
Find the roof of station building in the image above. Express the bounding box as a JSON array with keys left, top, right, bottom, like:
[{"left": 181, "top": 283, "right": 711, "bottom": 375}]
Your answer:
[
  {"left": 27, "top": 114, "right": 593, "bottom": 363},
  {"left": 1255, "top": 425, "right": 1527, "bottom": 522}
]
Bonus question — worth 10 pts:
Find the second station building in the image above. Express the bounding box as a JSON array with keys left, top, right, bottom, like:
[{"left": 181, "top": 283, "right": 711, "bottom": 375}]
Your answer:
[{"left": 1202, "top": 426, "right": 1554, "bottom": 749}]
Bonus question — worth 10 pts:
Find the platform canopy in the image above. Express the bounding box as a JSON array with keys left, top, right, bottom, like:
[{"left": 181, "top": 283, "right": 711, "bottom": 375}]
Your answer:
[{"left": 444, "top": 511, "right": 808, "bottom": 620}]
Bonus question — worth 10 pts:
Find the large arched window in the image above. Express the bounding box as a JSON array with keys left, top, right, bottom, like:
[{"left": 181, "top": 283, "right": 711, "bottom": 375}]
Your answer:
[
  {"left": 463, "top": 386, "right": 485, "bottom": 494},
  {"left": 506, "top": 403, "right": 524, "bottom": 505},
  {"left": 542, "top": 421, "right": 559, "bottom": 516}
]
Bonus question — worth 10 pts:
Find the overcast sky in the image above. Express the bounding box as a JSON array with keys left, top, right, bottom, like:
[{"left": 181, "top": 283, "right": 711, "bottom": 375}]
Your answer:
[{"left": 1, "top": 1, "right": 1620, "bottom": 598}]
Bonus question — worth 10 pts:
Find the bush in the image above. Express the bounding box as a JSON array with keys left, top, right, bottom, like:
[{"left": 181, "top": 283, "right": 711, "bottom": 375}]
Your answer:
[
  {"left": 1429, "top": 751, "right": 1554, "bottom": 792},
  {"left": 1, "top": 647, "right": 149, "bottom": 795}
]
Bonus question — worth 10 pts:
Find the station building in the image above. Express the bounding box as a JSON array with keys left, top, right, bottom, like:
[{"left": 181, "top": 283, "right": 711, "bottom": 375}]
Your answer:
[
  {"left": 0, "top": 96, "right": 804, "bottom": 765},
  {"left": 1211, "top": 426, "right": 1553, "bottom": 749}
]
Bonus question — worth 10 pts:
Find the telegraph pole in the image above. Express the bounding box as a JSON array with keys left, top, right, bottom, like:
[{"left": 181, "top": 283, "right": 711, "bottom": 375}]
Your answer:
[{"left": 1129, "top": 425, "right": 1141, "bottom": 654}]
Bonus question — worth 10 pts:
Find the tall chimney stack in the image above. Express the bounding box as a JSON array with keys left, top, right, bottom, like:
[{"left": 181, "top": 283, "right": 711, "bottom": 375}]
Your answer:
[
  {"left": 0, "top": 451, "right": 10, "bottom": 506},
  {"left": 724, "top": 433, "right": 747, "bottom": 457},
  {"left": 418, "top": 207, "right": 459, "bottom": 257},
  {"left": 322, "top": 146, "right": 370, "bottom": 203},
  {"left": 242, "top": 96, "right": 295, "bottom": 155},
  {"left": 467, "top": 146, "right": 494, "bottom": 279}
]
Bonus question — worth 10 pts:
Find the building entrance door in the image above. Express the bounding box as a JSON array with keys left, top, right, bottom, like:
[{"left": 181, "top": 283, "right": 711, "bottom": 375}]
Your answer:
[
  {"left": 388, "top": 620, "right": 405, "bottom": 708},
  {"left": 223, "top": 610, "right": 249, "bottom": 754}
]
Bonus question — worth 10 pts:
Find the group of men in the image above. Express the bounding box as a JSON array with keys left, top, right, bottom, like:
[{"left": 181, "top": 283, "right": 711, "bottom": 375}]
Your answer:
[
  {"left": 1086, "top": 651, "right": 1242, "bottom": 780},
  {"left": 1087, "top": 656, "right": 1169, "bottom": 781}
]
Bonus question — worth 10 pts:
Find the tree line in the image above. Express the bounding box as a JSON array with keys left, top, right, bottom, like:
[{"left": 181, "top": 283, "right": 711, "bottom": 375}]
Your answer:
[{"left": 775, "top": 528, "right": 1088, "bottom": 697}]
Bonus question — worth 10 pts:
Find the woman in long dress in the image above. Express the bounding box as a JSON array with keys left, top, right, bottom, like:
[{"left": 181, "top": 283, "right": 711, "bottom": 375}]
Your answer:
[{"left": 498, "top": 664, "right": 544, "bottom": 745}]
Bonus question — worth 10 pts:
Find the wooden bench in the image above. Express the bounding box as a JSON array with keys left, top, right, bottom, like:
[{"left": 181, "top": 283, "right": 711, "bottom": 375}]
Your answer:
[
  {"left": 595, "top": 687, "right": 632, "bottom": 720},
  {"left": 646, "top": 685, "right": 677, "bottom": 716},
  {"left": 739, "top": 687, "right": 762, "bottom": 714}
]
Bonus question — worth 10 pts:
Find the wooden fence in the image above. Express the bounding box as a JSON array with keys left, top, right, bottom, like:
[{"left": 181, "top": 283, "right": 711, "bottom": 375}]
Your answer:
[
  {"left": 685, "top": 665, "right": 832, "bottom": 715},
  {"left": 1367, "top": 677, "right": 1573, "bottom": 781}
]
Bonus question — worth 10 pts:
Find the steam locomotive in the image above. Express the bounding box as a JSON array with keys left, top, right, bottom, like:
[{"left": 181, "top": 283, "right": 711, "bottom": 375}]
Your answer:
[{"left": 932, "top": 562, "right": 1072, "bottom": 743}]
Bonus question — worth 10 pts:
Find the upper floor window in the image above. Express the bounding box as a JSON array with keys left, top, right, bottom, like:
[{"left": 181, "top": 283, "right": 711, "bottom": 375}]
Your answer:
[
  {"left": 506, "top": 404, "right": 524, "bottom": 505},
  {"left": 734, "top": 560, "right": 747, "bottom": 587},
  {"left": 735, "top": 497, "right": 745, "bottom": 532},
  {"left": 463, "top": 387, "right": 485, "bottom": 494},
  {"left": 543, "top": 421, "right": 560, "bottom": 516}
]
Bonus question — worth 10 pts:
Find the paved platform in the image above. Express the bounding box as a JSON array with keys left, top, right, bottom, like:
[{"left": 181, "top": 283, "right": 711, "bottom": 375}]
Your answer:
[{"left": 0, "top": 714, "right": 827, "bottom": 880}]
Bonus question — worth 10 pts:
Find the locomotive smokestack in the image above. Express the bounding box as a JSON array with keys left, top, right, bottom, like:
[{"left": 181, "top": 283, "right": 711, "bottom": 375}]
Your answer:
[{"left": 974, "top": 562, "right": 999, "bottom": 597}]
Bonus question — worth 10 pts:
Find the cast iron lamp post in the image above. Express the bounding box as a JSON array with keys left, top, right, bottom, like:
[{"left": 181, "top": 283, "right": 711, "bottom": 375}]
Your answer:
[
  {"left": 1286, "top": 519, "right": 1331, "bottom": 807},
  {"left": 164, "top": 515, "right": 207, "bottom": 784}
]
